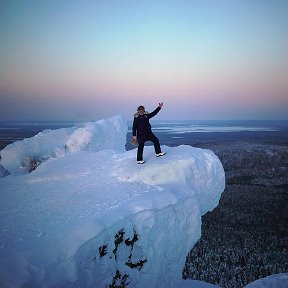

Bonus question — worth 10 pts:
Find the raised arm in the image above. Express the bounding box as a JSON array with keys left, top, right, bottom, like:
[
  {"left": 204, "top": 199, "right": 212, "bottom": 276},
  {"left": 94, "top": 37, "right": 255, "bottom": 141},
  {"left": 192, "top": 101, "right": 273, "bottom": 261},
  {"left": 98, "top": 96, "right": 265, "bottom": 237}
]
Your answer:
[{"left": 148, "top": 102, "right": 163, "bottom": 119}]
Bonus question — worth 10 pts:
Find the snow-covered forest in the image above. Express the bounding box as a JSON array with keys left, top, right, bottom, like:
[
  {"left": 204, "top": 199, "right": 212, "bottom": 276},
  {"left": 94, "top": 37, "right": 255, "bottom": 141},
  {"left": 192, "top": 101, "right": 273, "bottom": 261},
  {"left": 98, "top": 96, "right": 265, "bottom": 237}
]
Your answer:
[{"left": 183, "top": 143, "right": 288, "bottom": 287}]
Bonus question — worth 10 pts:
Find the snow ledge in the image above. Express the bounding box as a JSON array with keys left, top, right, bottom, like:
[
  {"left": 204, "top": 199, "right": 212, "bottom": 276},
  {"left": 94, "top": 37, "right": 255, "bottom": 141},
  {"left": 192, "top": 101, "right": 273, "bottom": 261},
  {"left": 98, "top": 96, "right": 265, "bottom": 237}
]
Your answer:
[{"left": 0, "top": 116, "right": 225, "bottom": 288}]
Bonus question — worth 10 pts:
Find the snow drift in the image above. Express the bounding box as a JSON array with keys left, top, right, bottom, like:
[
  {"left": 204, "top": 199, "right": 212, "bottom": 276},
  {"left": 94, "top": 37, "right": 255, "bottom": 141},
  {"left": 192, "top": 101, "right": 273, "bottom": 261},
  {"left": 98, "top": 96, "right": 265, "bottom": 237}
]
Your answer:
[
  {"left": 0, "top": 115, "right": 225, "bottom": 288},
  {"left": 0, "top": 115, "right": 127, "bottom": 175},
  {"left": 244, "top": 273, "right": 288, "bottom": 288}
]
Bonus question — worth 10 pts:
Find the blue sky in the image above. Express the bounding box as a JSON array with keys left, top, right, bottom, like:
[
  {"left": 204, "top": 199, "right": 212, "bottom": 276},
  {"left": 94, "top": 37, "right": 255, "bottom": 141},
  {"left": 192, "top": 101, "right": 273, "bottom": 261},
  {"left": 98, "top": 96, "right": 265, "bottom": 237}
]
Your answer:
[{"left": 0, "top": 0, "right": 287, "bottom": 121}]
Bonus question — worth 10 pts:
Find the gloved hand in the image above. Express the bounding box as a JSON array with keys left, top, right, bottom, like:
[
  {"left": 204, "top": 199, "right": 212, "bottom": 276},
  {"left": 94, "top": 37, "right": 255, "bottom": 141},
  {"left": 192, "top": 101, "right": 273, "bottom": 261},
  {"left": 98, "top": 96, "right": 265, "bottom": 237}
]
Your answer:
[{"left": 131, "top": 136, "right": 137, "bottom": 145}]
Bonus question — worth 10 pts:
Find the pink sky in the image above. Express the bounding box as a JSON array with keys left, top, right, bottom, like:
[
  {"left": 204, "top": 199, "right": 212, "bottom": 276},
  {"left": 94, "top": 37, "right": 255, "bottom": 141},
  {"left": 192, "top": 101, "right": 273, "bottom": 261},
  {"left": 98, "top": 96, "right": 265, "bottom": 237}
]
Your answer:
[{"left": 1, "top": 0, "right": 287, "bottom": 121}]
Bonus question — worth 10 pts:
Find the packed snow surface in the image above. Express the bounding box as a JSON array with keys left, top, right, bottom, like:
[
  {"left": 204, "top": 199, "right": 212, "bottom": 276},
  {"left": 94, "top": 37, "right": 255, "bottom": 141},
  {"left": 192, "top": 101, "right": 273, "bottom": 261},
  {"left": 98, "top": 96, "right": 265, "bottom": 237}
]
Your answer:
[
  {"left": 0, "top": 115, "right": 225, "bottom": 288},
  {"left": 244, "top": 273, "right": 288, "bottom": 288}
]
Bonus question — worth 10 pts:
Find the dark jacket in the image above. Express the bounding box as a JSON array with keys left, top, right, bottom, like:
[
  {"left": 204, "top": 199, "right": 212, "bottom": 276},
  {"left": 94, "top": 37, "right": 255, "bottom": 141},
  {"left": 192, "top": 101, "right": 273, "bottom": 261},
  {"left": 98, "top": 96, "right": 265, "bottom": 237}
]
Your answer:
[{"left": 132, "top": 107, "right": 161, "bottom": 142}]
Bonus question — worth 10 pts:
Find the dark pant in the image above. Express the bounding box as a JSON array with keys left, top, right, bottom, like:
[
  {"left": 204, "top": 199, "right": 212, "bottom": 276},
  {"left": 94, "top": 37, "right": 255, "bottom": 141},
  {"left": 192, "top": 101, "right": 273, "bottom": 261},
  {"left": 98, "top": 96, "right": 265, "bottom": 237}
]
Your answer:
[{"left": 137, "top": 133, "right": 162, "bottom": 161}]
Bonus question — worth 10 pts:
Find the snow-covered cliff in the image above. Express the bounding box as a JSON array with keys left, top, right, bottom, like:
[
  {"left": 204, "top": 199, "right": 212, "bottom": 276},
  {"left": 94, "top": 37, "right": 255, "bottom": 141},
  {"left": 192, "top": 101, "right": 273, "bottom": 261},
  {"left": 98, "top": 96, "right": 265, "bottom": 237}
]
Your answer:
[{"left": 0, "top": 116, "right": 225, "bottom": 288}]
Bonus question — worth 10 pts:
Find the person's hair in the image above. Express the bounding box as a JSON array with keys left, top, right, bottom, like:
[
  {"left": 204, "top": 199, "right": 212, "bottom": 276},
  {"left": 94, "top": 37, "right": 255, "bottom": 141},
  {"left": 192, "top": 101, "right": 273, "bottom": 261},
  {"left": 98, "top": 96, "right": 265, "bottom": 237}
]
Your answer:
[{"left": 137, "top": 105, "right": 145, "bottom": 111}]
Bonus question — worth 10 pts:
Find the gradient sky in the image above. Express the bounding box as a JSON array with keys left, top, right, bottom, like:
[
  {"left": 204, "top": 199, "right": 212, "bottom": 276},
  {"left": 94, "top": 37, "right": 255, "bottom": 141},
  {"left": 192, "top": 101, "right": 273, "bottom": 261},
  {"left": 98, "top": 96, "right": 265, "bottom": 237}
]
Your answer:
[{"left": 0, "top": 0, "right": 288, "bottom": 121}]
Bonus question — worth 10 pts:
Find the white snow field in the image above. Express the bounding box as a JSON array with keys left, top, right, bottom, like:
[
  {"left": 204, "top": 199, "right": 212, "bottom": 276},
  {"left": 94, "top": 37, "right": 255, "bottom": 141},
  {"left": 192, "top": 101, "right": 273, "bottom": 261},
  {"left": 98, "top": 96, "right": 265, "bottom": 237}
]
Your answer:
[{"left": 0, "top": 115, "right": 225, "bottom": 288}]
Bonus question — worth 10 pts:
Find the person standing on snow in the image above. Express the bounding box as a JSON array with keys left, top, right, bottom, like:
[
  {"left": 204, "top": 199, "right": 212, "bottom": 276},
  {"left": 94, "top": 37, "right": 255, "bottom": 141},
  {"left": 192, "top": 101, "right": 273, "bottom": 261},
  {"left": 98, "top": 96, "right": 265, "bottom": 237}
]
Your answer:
[{"left": 132, "top": 102, "right": 165, "bottom": 164}]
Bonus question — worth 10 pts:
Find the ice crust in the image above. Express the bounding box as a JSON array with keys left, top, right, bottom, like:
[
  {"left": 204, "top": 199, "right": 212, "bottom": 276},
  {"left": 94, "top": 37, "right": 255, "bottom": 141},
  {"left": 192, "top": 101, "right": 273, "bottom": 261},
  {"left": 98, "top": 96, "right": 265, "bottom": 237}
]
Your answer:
[
  {"left": 0, "top": 115, "right": 225, "bottom": 288},
  {"left": 0, "top": 115, "right": 127, "bottom": 175},
  {"left": 244, "top": 273, "right": 288, "bottom": 288}
]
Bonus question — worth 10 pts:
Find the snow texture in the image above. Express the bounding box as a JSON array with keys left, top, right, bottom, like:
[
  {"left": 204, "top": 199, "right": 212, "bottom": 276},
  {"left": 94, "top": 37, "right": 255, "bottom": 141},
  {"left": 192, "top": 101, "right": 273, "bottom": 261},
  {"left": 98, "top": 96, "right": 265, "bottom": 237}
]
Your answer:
[
  {"left": 176, "top": 280, "right": 221, "bottom": 287},
  {"left": 0, "top": 115, "right": 127, "bottom": 175},
  {"left": 244, "top": 273, "right": 288, "bottom": 288},
  {"left": 0, "top": 164, "right": 10, "bottom": 178},
  {"left": 0, "top": 115, "right": 225, "bottom": 288}
]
